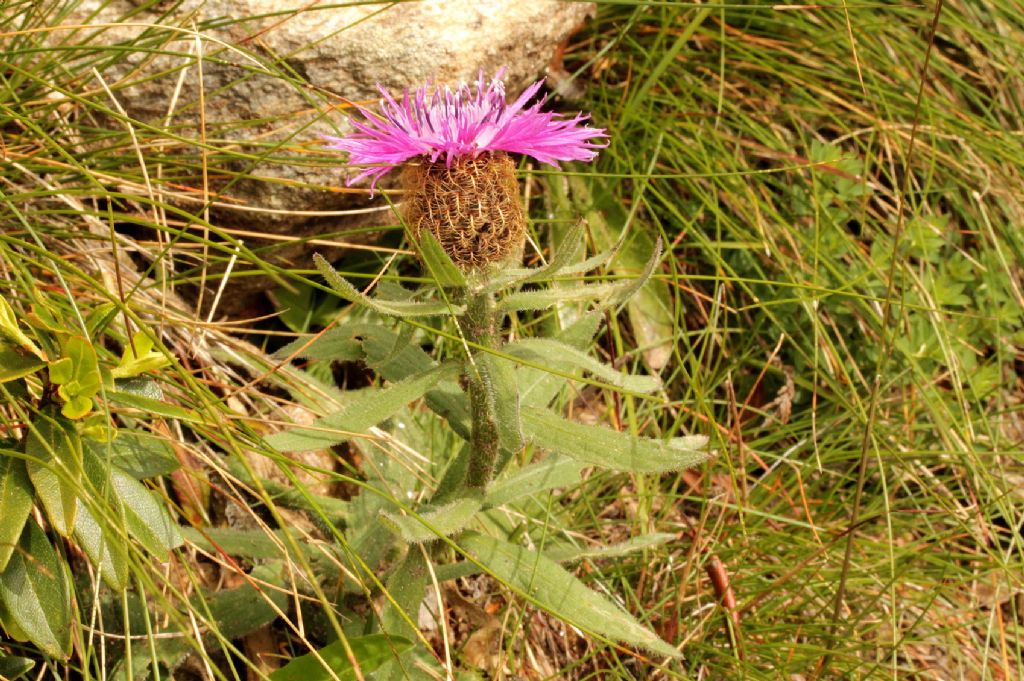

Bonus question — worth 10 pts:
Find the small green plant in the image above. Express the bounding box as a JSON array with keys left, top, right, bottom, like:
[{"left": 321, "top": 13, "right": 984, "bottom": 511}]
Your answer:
[{"left": 0, "top": 295, "right": 182, "bottom": 662}]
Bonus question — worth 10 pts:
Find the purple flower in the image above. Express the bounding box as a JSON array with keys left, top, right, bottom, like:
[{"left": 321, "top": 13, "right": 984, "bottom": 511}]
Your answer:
[{"left": 325, "top": 68, "right": 607, "bottom": 192}]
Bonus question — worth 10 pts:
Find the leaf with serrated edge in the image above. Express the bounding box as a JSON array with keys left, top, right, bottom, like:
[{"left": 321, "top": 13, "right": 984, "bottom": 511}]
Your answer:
[
  {"left": 0, "top": 519, "right": 72, "bottom": 658},
  {"left": 315, "top": 254, "right": 460, "bottom": 317},
  {"left": 380, "top": 495, "right": 482, "bottom": 543},
  {"left": 266, "top": 364, "right": 455, "bottom": 452},
  {"left": 522, "top": 407, "right": 711, "bottom": 474},
  {"left": 505, "top": 338, "right": 660, "bottom": 394},
  {"left": 485, "top": 455, "right": 585, "bottom": 508},
  {"left": 269, "top": 633, "right": 412, "bottom": 681},
  {"left": 461, "top": 533, "right": 680, "bottom": 658}
]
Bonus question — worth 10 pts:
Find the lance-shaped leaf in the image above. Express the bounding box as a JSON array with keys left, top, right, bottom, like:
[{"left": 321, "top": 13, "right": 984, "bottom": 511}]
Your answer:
[
  {"left": 460, "top": 533, "right": 680, "bottom": 658},
  {"left": 0, "top": 519, "right": 72, "bottom": 658},
  {"left": 497, "top": 239, "right": 662, "bottom": 314},
  {"left": 25, "top": 410, "right": 82, "bottom": 536},
  {"left": 522, "top": 407, "right": 711, "bottom": 474},
  {"left": 484, "top": 455, "right": 585, "bottom": 508},
  {"left": 269, "top": 634, "right": 412, "bottom": 681},
  {"left": 415, "top": 230, "right": 467, "bottom": 288},
  {"left": 74, "top": 503, "right": 129, "bottom": 591},
  {"left": 315, "top": 254, "right": 461, "bottom": 317},
  {"left": 380, "top": 494, "right": 483, "bottom": 544},
  {"left": 266, "top": 364, "right": 456, "bottom": 452},
  {"left": 0, "top": 455, "right": 34, "bottom": 572},
  {"left": 505, "top": 338, "right": 660, "bottom": 394},
  {"left": 111, "top": 468, "right": 184, "bottom": 556}
]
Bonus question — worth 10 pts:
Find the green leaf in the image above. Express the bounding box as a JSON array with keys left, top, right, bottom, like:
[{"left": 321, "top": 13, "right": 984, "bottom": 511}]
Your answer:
[
  {"left": 110, "top": 468, "right": 183, "bottom": 556},
  {"left": 543, "top": 533, "right": 677, "bottom": 563},
  {"left": 110, "top": 331, "right": 171, "bottom": 379},
  {"left": 315, "top": 254, "right": 460, "bottom": 317},
  {"left": 416, "top": 230, "right": 467, "bottom": 288},
  {"left": 266, "top": 364, "right": 455, "bottom": 452},
  {"left": 53, "top": 336, "right": 102, "bottom": 420},
  {"left": 379, "top": 550, "right": 429, "bottom": 640},
  {"left": 521, "top": 407, "right": 712, "bottom": 473},
  {"left": 0, "top": 654, "right": 35, "bottom": 680},
  {"left": 48, "top": 357, "right": 73, "bottom": 385},
  {"left": 0, "top": 455, "right": 34, "bottom": 572},
  {"left": 199, "top": 563, "right": 289, "bottom": 639},
  {"left": 476, "top": 352, "right": 523, "bottom": 455},
  {"left": 107, "top": 389, "right": 200, "bottom": 422},
  {"left": 460, "top": 533, "right": 680, "bottom": 658},
  {"left": 25, "top": 410, "right": 82, "bottom": 536},
  {"left": 504, "top": 338, "right": 660, "bottom": 394},
  {"left": 0, "top": 347, "right": 45, "bottom": 383},
  {"left": 497, "top": 239, "right": 662, "bottom": 314},
  {"left": 574, "top": 176, "right": 676, "bottom": 370},
  {"left": 269, "top": 634, "right": 413, "bottom": 681},
  {"left": 0, "top": 519, "right": 72, "bottom": 658},
  {"left": 0, "top": 296, "right": 44, "bottom": 360},
  {"left": 484, "top": 455, "right": 585, "bottom": 508},
  {"left": 273, "top": 322, "right": 377, "bottom": 362},
  {"left": 380, "top": 494, "right": 483, "bottom": 543},
  {"left": 86, "top": 432, "right": 180, "bottom": 479},
  {"left": 181, "top": 527, "right": 314, "bottom": 562},
  {"left": 74, "top": 502, "right": 129, "bottom": 591}
]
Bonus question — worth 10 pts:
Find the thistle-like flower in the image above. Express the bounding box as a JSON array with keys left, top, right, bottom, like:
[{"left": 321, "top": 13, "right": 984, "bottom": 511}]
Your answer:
[{"left": 326, "top": 69, "right": 607, "bottom": 269}]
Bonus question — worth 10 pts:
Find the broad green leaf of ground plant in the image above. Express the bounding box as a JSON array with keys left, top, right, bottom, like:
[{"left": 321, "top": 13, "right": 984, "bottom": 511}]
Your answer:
[
  {"left": 82, "top": 439, "right": 183, "bottom": 556},
  {"left": 460, "top": 533, "right": 680, "bottom": 659},
  {"left": 50, "top": 335, "right": 102, "bottom": 419},
  {"left": 0, "top": 654, "right": 34, "bottom": 680},
  {"left": 89, "top": 432, "right": 180, "bottom": 480},
  {"left": 0, "top": 455, "right": 34, "bottom": 572},
  {"left": 266, "top": 364, "right": 456, "bottom": 451},
  {"left": 0, "top": 347, "right": 45, "bottom": 383},
  {"left": 73, "top": 502, "right": 129, "bottom": 590},
  {"left": 521, "top": 407, "right": 711, "bottom": 474},
  {"left": 269, "top": 633, "right": 413, "bottom": 681},
  {"left": 110, "top": 330, "right": 171, "bottom": 379},
  {"left": 0, "top": 519, "right": 72, "bottom": 658},
  {"left": 110, "top": 467, "right": 183, "bottom": 555},
  {"left": 25, "top": 409, "right": 82, "bottom": 536},
  {"left": 197, "top": 563, "right": 290, "bottom": 639}
]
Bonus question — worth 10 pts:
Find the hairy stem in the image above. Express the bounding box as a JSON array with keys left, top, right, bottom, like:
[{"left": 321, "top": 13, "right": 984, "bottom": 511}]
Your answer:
[{"left": 462, "top": 288, "right": 500, "bottom": 491}]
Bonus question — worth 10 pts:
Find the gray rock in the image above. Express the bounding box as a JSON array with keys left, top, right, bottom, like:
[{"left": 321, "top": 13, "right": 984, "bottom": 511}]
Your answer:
[{"left": 70, "top": 0, "right": 596, "bottom": 238}]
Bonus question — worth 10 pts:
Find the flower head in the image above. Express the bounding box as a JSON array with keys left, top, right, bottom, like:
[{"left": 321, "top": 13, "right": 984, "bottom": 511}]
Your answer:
[{"left": 325, "top": 68, "right": 607, "bottom": 191}]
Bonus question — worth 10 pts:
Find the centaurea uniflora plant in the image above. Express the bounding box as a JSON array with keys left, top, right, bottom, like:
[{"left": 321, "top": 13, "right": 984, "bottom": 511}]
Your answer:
[
  {"left": 271, "top": 70, "right": 713, "bottom": 669},
  {"left": 326, "top": 68, "right": 608, "bottom": 490}
]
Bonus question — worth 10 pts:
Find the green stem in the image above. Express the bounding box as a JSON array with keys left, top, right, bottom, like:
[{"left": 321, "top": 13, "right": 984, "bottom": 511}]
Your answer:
[{"left": 462, "top": 287, "right": 500, "bottom": 491}]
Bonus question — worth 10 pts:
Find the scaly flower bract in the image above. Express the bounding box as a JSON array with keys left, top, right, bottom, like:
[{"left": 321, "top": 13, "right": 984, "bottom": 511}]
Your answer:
[{"left": 325, "top": 68, "right": 607, "bottom": 192}]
